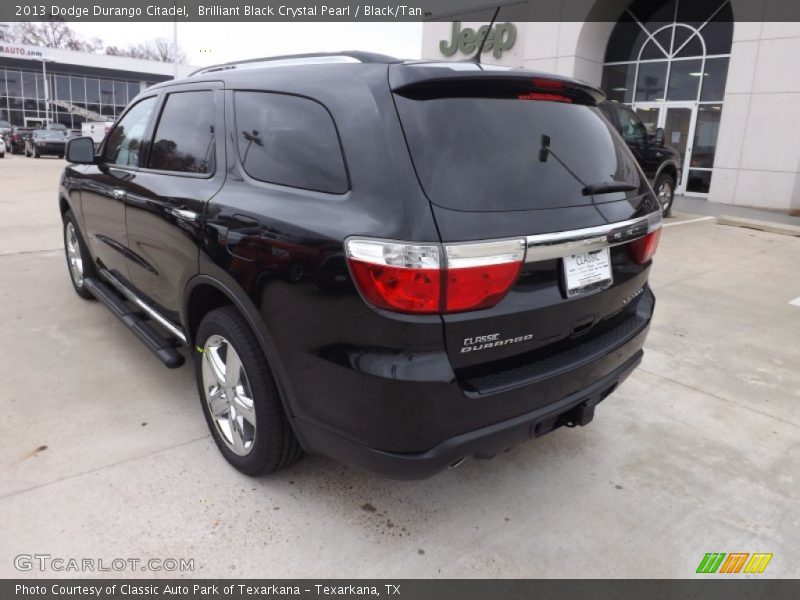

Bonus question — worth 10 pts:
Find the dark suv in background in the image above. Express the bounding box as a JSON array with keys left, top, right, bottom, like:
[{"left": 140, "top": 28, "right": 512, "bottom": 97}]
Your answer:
[
  {"left": 59, "top": 53, "right": 661, "bottom": 478},
  {"left": 600, "top": 101, "right": 681, "bottom": 216}
]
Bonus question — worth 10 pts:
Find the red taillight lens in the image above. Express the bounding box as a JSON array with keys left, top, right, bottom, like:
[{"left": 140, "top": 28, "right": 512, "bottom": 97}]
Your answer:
[
  {"left": 446, "top": 262, "right": 523, "bottom": 312},
  {"left": 518, "top": 92, "right": 572, "bottom": 103},
  {"left": 349, "top": 261, "right": 441, "bottom": 314},
  {"left": 346, "top": 238, "right": 525, "bottom": 314},
  {"left": 532, "top": 77, "right": 566, "bottom": 91},
  {"left": 629, "top": 229, "right": 661, "bottom": 264},
  {"left": 445, "top": 239, "right": 526, "bottom": 312},
  {"left": 346, "top": 240, "right": 441, "bottom": 314}
]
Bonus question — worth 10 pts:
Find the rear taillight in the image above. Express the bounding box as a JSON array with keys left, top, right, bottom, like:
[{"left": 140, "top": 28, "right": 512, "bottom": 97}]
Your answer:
[
  {"left": 444, "top": 240, "right": 526, "bottom": 312},
  {"left": 346, "top": 238, "right": 525, "bottom": 314},
  {"left": 346, "top": 240, "right": 441, "bottom": 314},
  {"left": 629, "top": 228, "right": 661, "bottom": 264}
]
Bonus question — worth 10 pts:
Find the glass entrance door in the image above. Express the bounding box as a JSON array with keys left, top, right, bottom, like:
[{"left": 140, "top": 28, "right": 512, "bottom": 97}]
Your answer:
[{"left": 634, "top": 102, "right": 698, "bottom": 194}]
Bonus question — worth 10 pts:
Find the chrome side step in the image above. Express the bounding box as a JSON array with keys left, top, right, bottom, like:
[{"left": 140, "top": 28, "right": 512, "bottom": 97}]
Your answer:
[
  {"left": 83, "top": 277, "right": 185, "bottom": 369},
  {"left": 100, "top": 269, "right": 187, "bottom": 344}
]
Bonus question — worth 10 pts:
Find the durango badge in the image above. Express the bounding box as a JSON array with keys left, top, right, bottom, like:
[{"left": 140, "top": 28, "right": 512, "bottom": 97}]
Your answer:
[{"left": 461, "top": 333, "right": 534, "bottom": 353}]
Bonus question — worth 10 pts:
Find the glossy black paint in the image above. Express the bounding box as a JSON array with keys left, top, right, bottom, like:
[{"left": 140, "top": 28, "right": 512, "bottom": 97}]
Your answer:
[{"left": 59, "top": 59, "right": 659, "bottom": 477}]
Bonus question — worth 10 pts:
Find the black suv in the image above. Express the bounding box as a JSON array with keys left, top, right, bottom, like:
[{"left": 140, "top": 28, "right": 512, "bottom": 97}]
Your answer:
[
  {"left": 60, "top": 53, "right": 661, "bottom": 478},
  {"left": 600, "top": 101, "right": 681, "bottom": 216}
]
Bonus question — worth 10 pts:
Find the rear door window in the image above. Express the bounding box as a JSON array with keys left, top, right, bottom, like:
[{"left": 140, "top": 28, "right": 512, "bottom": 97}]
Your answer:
[
  {"left": 148, "top": 90, "right": 216, "bottom": 174},
  {"left": 233, "top": 92, "right": 348, "bottom": 193},
  {"left": 394, "top": 94, "right": 642, "bottom": 211}
]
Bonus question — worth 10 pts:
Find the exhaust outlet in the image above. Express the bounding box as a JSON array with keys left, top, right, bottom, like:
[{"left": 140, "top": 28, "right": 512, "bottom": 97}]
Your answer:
[{"left": 449, "top": 457, "right": 467, "bottom": 470}]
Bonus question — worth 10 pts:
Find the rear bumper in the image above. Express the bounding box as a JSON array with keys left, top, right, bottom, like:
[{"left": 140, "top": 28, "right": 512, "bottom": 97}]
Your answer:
[
  {"left": 36, "top": 147, "right": 65, "bottom": 155},
  {"left": 286, "top": 284, "right": 654, "bottom": 478},
  {"left": 291, "top": 349, "right": 642, "bottom": 479}
]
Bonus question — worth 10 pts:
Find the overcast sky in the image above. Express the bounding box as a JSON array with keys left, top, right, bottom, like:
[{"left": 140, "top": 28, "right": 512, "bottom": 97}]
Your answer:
[{"left": 69, "top": 22, "right": 423, "bottom": 66}]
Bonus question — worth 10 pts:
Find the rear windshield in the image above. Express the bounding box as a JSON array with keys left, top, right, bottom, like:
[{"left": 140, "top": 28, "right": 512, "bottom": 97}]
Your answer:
[
  {"left": 394, "top": 96, "right": 642, "bottom": 211},
  {"left": 35, "top": 130, "right": 65, "bottom": 140}
]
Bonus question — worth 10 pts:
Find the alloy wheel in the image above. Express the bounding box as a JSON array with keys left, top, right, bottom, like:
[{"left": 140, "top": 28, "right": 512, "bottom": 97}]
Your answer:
[
  {"left": 657, "top": 181, "right": 673, "bottom": 213},
  {"left": 65, "top": 222, "right": 84, "bottom": 287},
  {"left": 201, "top": 335, "right": 257, "bottom": 456}
]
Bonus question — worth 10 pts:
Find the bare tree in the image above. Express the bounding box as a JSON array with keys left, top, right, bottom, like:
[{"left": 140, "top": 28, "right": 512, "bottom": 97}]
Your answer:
[
  {"left": 2, "top": 20, "right": 185, "bottom": 63},
  {"left": 9, "top": 20, "right": 102, "bottom": 52},
  {"left": 105, "top": 38, "right": 186, "bottom": 64}
]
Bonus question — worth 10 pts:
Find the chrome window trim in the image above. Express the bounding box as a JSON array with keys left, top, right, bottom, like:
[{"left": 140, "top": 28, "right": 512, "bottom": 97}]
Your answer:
[
  {"left": 101, "top": 269, "right": 188, "bottom": 343},
  {"left": 525, "top": 211, "right": 662, "bottom": 263}
]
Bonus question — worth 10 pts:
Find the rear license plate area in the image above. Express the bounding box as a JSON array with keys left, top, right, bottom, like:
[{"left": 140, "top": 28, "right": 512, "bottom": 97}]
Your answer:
[{"left": 563, "top": 247, "right": 613, "bottom": 298}]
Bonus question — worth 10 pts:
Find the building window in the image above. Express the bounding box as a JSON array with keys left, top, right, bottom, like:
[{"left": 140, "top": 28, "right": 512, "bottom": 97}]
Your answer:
[
  {"left": 70, "top": 77, "right": 86, "bottom": 103},
  {"left": 601, "top": 0, "right": 732, "bottom": 195}
]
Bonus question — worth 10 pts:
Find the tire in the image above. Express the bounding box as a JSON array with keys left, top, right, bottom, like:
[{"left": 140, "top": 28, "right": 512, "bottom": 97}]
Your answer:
[
  {"left": 654, "top": 173, "right": 676, "bottom": 217},
  {"left": 195, "top": 306, "right": 302, "bottom": 476},
  {"left": 58, "top": 155, "right": 64, "bottom": 159},
  {"left": 63, "top": 211, "right": 97, "bottom": 300},
  {"left": 34, "top": 149, "right": 40, "bottom": 158}
]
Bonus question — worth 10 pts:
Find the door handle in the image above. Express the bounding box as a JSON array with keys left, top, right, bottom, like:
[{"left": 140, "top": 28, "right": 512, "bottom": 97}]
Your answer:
[
  {"left": 168, "top": 208, "right": 200, "bottom": 223},
  {"left": 111, "top": 188, "right": 126, "bottom": 200}
]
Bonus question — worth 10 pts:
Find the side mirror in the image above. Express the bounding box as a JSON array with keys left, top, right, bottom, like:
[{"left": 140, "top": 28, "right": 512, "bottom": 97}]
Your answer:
[
  {"left": 654, "top": 128, "right": 665, "bottom": 147},
  {"left": 66, "top": 136, "right": 96, "bottom": 164}
]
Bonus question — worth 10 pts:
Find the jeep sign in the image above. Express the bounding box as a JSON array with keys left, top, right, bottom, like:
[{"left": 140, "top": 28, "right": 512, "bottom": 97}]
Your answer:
[{"left": 439, "top": 21, "right": 517, "bottom": 59}]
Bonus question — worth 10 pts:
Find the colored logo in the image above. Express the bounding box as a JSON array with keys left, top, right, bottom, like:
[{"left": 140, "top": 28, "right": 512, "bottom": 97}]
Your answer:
[{"left": 697, "top": 553, "right": 773, "bottom": 574}]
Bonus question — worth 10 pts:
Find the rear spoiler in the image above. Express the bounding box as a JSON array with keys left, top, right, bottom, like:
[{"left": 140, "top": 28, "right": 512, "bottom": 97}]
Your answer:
[{"left": 390, "top": 63, "right": 605, "bottom": 105}]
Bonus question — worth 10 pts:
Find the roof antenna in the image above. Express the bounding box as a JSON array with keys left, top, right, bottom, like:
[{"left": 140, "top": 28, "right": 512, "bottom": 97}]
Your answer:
[{"left": 472, "top": 5, "right": 502, "bottom": 64}]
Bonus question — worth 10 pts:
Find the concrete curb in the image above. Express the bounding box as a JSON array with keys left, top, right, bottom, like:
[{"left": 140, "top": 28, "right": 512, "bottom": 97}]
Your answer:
[{"left": 716, "top": 216, "right": 800, "bottom": 238}]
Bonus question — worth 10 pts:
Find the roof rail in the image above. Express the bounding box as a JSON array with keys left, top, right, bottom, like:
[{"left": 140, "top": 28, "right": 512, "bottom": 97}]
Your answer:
[{"left": 189, "top": 51, "right": 399, "bottom": 77}]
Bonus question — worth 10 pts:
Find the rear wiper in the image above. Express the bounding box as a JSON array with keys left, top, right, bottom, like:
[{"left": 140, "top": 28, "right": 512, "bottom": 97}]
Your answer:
[{"left": 581, "top": 182, "right": 638, "bottom": 196}]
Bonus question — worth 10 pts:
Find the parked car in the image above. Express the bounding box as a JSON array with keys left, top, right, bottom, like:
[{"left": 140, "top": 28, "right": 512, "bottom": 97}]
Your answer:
[
  {"left": 25, "top": 129, "right": 67, "bottom": 158},
  {"left": 45, "top": 122, "right": 70, "bottom": 134},
  {"left": 81, "top": 120, "right": 114, "bottom": 149},
  {"left": 59, "top": 53, "right": 661, "bottom": 478},
  {"left": 599, "top": 100, "right": 681, "bottom": 216},
  {"left": 0, "top": 119, "right": 11, "bottom": 152},
  {"left": 8, "top": 127, "right": 33, "bottom": 154},
  {"left": 0, "top": 136, "right": 5, "bottom": 158},
  {"left": 0, "top": 119, "right": 12, "bottom": 140}
]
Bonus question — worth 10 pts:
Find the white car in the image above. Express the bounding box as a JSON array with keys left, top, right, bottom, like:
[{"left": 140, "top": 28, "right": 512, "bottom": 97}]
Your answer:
[{"left": 0, "top": 136, "right": 6, "bottom": 158}]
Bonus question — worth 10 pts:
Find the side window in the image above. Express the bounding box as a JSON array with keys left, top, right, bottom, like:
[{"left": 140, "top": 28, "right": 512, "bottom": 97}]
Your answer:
[
  {"left": 148, "top": 90, "right": 216, "bottom": 174},
  {"left": 234, "top": 92, "right": 348, "bottom": 193},
  {"left": 616, "top": 106, "right": 646, "bottom": 145},
  {"left": 103, "top": 96, "right": 157, "bottom": 167}
]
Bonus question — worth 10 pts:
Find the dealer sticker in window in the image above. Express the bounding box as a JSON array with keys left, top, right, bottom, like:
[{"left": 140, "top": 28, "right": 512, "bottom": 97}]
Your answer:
[{"left": 563, "top": 248, "right": 613, "bottom": 297}]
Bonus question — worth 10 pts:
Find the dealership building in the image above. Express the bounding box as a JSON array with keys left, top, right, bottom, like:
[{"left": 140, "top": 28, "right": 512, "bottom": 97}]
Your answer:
[
  {"left": 0, "top": 43, "right": 193, "bottom": 130},
  {"left": 422, "top": 0, "right": 800, "bottom": 212}
]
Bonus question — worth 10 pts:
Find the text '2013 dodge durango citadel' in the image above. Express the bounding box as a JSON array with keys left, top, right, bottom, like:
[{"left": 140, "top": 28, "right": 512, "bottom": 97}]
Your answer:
[{"left": 59, "top": 52, "right": 661, "bottom": 478}]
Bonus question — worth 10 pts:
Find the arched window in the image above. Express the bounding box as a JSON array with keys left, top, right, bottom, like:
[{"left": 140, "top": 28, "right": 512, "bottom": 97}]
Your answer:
[
  {"left": 602, "top": 0, "right": 732, "bottom": 104},
  {"left": 601, "top": 0, "right": 732, "bottom": 195}
]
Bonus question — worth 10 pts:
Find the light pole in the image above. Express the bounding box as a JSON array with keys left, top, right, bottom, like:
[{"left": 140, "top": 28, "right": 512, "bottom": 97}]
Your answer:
[
  {"left": 41, "top": 56, "right": 54, "bottom": 125},
  {"left": 173, "top": 1, "right": 178, "bottom": 78}
]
